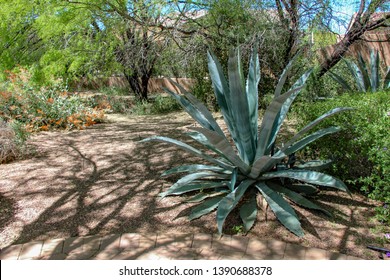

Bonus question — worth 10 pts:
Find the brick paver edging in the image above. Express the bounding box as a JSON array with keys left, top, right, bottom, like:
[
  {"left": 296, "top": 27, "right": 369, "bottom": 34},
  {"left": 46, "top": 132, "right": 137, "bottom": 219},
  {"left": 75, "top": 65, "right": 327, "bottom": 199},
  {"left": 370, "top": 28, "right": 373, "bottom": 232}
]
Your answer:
[{"left": 0, "top": 232, "right": 370, "bottom": 260}]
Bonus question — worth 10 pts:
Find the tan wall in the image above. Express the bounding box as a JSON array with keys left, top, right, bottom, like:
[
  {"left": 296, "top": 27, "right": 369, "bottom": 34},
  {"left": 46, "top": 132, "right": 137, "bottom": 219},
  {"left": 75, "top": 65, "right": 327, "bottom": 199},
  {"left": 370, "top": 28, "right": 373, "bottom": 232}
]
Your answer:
[
  {"left": 71, "top": 77, "right": 195, "bottom": 93},
  {"left": 319, "top": 33, "right": 390, "bottom": 67}
]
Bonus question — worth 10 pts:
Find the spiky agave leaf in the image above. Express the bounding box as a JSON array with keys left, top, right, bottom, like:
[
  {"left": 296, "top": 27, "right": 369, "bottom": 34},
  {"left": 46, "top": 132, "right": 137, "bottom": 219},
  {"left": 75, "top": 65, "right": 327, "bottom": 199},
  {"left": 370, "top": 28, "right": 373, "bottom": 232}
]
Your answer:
[
  {"left": 256, "top": 182, "right": 304, "bottom": 237},
  {"left": 384, "top": 67, "right": 390, "bottom": 89},
  {"left": 239, "top": 196, "right": 258, "bottom": 232},
  {"left": 369, "top": 49, "right": 380, "bottom": 92}
]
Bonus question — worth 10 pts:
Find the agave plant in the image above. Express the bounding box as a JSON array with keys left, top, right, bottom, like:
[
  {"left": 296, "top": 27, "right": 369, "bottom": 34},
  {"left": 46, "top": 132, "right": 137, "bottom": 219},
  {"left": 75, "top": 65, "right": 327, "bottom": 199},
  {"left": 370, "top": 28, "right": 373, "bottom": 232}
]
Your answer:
[
  {"left": 141, "top": 46, "right": 351, "bottom": 237},
  {"left": 329, "top": 48, "right": 390, "bottom": 92}
]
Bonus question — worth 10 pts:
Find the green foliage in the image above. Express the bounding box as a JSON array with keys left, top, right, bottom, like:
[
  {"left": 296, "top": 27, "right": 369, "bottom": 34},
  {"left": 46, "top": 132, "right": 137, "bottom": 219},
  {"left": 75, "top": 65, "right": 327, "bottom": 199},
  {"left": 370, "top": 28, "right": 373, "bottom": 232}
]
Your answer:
[
  {"left": 130, "top": 95, "right": 181, "bottom": 115},
  {"left": 329, "top": 49, "right": 390, "bottom": 92},
  {"left": 0, "top": 118, "right": 29, "bottom": 164},
  {"left": 141, "top": 47, "right": 350, "bottom": 236},
  {"left": 0, "top": 67, "right": 104, "bottom": 132},
  {"left": 294, "top": 91, "right": 390, "bottom": 224}
]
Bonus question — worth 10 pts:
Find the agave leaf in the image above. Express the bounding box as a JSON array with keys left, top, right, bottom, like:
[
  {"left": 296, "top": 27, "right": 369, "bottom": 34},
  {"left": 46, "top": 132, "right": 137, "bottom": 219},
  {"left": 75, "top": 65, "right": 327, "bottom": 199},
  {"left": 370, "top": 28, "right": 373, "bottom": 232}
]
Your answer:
[
  {"left": 164, "top": 87, "right": 218, "bottom": 133},
  {"left": 294, "top": 160, "right": 333, "bottom": 171},
  {"left": 345, "top": 59, "right": 366, "bottom": 92},
  {"left": 239, "top": 196, "right": 258, "bottom": 232},
  {"left": 256, "top": 85, "right": 304, "bottom": 159},
  {"left": 249, "top": 153, "right": 286, "bottom": 179},
  {"left": 186, "top": 192, "right": 210, "bottom": 203},
  {"left": 266, "top": 69, "right": 313, "bottom": 154},
  {"left": 285, "top": 183, "right": 319, "bottom": 196},
  {"left": 384, "top": 67, "right": 390, "bottom": 89},
  {"left": 227, "top": 48, "right": 257, "bottom": 164},
  {"left": 267, "top": 181, "right": 331, "bottom": 216},
  {"left": 161, "top": 172, "right": 230, "bottom": 197},
  {"left": 285, "top": 107, "right": 353, "bottom": 147},
  {"left": 207, "top": 51, "right": 238, "bottom": 144},
  {"left": 328, "top": 71, "right": 353, "bottom": 91},
  {"left": 166, "top": 79, "right": 226, "bottom": 136},
  {"left": 191, "top": 127, "right": 250, "bottom": 174},
  {"left": 186, "top": 190, "right": 230, "bottom": 203},
  {"left": 282, "top": 126, "right": 341, "bottom": 155},
  {"left": 246, "top": 44, "right": 260, "bottom": 144},
  {"left": 260, "top": 169, "right": 350, "bottom": 194},
  {"left": 216, "top": 179, "right": 255, "bottom": 233},
  {"left": 140, "top": 135, "right": 233, "bottom": 171},
  {"left": 255, "top": 182, "right": 304, "bottom": 237},
  {"left": 356, "top": 52, "right": 371, "bottom": 91},
  {"left": 163, "top": 181, "right": 229, "bottom": 197},
  {"left": 369, "top": 49, "right": 380, "bottom": 92},
  {"left": 162, "top": 164, "right": 228, "bottom": 177},
  {"left": 274, "top": 51, "right": 301, "bottom": 97},
  {"left": 189, "top": 196, "right": 225, "bottom": 220},
  {"left": 229, "top": 168, "right": 238, "bottom": 192}
]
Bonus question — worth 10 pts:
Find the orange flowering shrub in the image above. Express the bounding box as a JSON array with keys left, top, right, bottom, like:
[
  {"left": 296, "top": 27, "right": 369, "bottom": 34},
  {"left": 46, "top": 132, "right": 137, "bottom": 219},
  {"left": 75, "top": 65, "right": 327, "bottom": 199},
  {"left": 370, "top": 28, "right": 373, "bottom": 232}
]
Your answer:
[{"left": 0, "top": 67, "right": 105, "bottom": 132}]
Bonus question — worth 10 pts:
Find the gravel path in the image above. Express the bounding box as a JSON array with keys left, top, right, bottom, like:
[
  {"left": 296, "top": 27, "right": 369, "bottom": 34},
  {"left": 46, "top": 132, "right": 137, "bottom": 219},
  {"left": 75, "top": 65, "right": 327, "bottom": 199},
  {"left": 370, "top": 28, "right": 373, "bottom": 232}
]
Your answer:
[{"left": 0, "top": 112, "right": 385, "bottom": 259}]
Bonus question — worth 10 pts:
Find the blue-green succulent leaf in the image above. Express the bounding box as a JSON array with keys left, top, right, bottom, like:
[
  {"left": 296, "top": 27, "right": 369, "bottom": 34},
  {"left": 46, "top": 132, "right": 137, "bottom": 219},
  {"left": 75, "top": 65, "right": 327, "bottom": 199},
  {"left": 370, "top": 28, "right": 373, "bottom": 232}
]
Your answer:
[
  {"left": 260, "top": 169, "right": 350, "bottom": 194},
  {"left": 255, "top": 182, "right": 304, "bottom": 237},
  {"left": 217, "top": 179, "right": 255, "bottom": 233},
  {"left": 189, "top": 196, "right": 225, "bottom": 220},
  {"left": 239, "top": 196, "right": 258, "bottom": 232}
]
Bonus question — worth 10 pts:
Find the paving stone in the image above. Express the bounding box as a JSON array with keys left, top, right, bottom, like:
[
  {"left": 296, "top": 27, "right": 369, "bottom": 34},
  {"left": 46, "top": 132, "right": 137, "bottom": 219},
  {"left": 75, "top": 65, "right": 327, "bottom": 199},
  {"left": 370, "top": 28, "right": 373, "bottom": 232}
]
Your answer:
[
  {"left": 156, "top": 233, "right": 193, "bottom": 252},
  {"left": 283, "top": 244, "right": 306, "bottom": 260},
  {"left": 65, "top": 250, "right": 97, "bottom": 260},
  {"left": 174, "top": 248, "right": 199, "bottom": 260},
  {"left": 231, "top": 236, "right": 249, "bottom": 253},
  {"left": 41, "top": 238, "right": 64, "bottom": 256},
  {"left": 82, "top": 236, "right": 102, "bottom": 252},
  {"left": 195, "top": 248, "right": 220, "bottom": 260},
  {"left": 92, "top": 249, "right": 123, "bottom": 260},
  {"left": 245, "top": 238, "right": 268, "bottom": 256},
  {"left": 305, "top": 248, "right": 329, "bottom": 260},
  {"left": 100, "top": 234, "right": 121, "bottom": 251},
  {"left": 346, "top": 255, "right": 364, "bottom": 260},
  {"left": 328, "top": 252, "right": 348, "bottom": 260},
  {"left": 112, "top": 249, "right": 141, "bottom": 260},
  {"left": 0, "top": 244, "right": 23, "bottom": 260},
  {"left": 212, "top": 235, "right": 232, "bottom": 251},
  {"left": 243, "top": 251, "right": 284, "bottom": 260},
  {"left": 63, "top": 237, "right": 85, "bottom": 254},
  {"left": 192, "top": 233, "right": 212, "bottom": 249},
  {"left": 267, "top": 239, "right": 287, "bottom": 253},
  {"left": 36, "top": 253, "right": 67, "bottom": 260},
  {"left": 136, "top": 247, "right": 174, "bottom": 260},
  {"left": 216, "top": 249, "right": 246, "bottom": 260},
  {"left": 19, "top": 241, "right": 44, "bottom": 260},
  {"left": 120, "top": 233, "right": 156, "bottom": 250}
]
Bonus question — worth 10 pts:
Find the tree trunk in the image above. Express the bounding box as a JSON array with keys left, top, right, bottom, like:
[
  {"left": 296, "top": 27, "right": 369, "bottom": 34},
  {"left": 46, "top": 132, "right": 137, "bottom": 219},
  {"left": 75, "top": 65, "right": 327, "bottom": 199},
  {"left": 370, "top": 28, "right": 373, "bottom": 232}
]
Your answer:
[{"left": 124, "top": 72, "right": 150, "bottom": 102}]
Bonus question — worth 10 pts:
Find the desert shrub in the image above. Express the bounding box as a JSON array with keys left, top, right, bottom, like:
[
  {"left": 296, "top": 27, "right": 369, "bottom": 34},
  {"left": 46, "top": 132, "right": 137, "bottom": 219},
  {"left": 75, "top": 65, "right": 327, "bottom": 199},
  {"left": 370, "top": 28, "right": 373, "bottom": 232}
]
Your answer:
[
  {"left": 129, "top": 95, "right": 181, "bottom": 115},
  {"left": 150, "top": 95, "right": 181, "bottom": 114},
  {"left": 293, "top": 91, "right": 390, "bottom": 224},
  {"left": 0, "top": 118, "right": 29, "bottom": 163},
  {"left": 0, "top": 67, "right": 105, "bottom": 132}
]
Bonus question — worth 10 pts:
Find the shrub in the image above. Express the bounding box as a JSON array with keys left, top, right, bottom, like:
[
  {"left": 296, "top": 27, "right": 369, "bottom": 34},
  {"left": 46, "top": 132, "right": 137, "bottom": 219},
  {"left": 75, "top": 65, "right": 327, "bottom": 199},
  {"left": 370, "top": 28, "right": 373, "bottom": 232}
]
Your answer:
[
  {"left": 0, "top": 118, "right": 29, "bottom": 163},
  {"left": 141, "top": 47, "right": 350, "bottom": 237},
  {"left": 0, "top": 67, "right": 105, "bottom": 132},
  {"left": 293, "top": 91, "right": 390, "bottom": 224}
]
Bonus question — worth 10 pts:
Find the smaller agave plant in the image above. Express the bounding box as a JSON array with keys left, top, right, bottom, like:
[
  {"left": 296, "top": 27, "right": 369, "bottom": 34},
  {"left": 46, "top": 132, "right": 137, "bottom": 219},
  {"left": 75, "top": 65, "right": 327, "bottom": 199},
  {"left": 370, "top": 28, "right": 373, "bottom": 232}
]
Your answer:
[
  {"left": 329, "top": 48, "right": 390, "bottom": 92},
  {"left": 141, "top": 46, "right": 351, "bottom": 237}
]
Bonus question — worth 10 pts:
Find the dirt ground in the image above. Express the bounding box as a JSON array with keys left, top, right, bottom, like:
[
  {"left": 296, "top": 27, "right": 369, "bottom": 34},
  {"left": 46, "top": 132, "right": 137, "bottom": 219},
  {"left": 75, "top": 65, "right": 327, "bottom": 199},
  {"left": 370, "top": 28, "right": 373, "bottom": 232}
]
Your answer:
[{"left": 0, "top": 112, "right": 387, "bottom": 259}]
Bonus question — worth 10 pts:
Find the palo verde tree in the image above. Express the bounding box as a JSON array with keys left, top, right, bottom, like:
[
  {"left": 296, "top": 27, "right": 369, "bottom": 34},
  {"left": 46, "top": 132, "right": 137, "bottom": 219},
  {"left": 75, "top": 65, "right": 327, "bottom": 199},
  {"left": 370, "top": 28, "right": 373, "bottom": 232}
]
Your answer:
[{"left": 0, "top": 0, "right": 193, "bottom": 100}]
